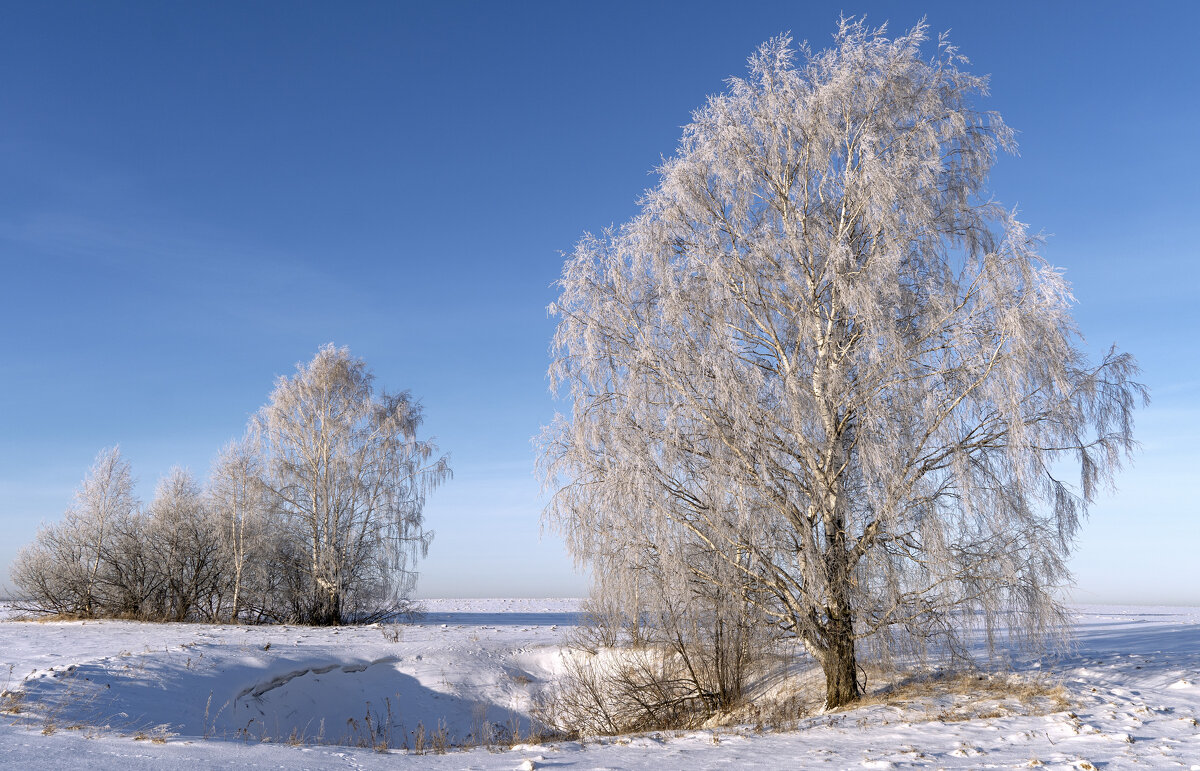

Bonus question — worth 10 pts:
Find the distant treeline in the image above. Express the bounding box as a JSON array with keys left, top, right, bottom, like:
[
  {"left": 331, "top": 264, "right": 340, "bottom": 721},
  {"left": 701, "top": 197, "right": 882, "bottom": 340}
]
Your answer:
[{"left": 12, "top": 346, "right": 449, "bottom": 625}]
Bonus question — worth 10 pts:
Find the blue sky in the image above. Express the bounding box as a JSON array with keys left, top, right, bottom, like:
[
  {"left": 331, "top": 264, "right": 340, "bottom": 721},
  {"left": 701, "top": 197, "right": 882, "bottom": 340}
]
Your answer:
[{"left": 1, "top": 1, "right": 1196, "bottom": 603}]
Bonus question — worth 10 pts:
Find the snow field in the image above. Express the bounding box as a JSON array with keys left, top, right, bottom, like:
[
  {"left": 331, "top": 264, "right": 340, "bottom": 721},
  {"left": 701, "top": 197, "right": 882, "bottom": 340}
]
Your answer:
[
  {"left": 2, "top": 599, "right": 574, "bottom": 749},
  {"left": 0, "top": 601, "right": 1197, "bottom": 769}
]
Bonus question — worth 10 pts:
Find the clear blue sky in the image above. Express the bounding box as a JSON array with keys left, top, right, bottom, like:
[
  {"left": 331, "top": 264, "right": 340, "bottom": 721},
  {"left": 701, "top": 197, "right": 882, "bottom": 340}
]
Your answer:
[{"left": 1, "top": 1, "right": 1196, "bottom": 603}]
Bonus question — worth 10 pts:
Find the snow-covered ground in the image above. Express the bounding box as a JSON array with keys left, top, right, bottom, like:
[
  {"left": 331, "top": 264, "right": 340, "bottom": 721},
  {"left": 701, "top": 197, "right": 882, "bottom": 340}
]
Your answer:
[{"left": 0, "top": 600, "right": 1197, "bottom": 769}]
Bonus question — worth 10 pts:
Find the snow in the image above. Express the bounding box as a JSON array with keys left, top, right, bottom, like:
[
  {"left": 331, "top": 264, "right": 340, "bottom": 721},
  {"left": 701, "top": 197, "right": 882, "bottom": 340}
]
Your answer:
[{"left": 1, "top": 601, "right": 1197, "bottom": 769}]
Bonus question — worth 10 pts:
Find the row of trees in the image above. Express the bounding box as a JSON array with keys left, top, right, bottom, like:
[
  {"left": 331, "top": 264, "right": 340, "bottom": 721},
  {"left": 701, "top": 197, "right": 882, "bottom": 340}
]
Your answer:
[
  {"left": 542, "top": 18, "right": 1144, "bottom": 712},
  {"left": 13, "top": 345, "right": 450, "bottom": 625}
]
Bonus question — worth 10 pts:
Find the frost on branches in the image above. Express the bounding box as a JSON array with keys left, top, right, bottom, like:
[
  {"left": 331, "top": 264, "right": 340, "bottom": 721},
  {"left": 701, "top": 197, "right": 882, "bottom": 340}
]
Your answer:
[
  {"left": 13, "top": 346, "right": 451, "bottom": 627},
  {"left": 541, "top": 19, "right": 1145, "bottom": 710},
  {"left": 254, "top": 345, "right": 452, "bottom": 625}
]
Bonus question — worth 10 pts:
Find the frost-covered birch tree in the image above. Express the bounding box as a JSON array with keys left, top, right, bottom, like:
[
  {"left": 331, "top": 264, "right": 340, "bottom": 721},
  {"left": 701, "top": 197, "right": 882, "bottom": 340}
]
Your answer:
[
  {"left": 254, "top": 344, "right": 450, "bottom": 625},
  {"left": 209, "top": 438, "right": 268, "bottom": 623},
  {"left": 542, "top": 19, "right": 1144, "bottom": 709},
  {"left": 145, "top": 467, "right": 222, "bottom": 622}
]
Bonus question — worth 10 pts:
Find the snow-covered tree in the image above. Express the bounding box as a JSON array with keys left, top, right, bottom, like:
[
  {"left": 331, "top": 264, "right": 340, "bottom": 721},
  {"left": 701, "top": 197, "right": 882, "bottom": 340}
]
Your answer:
[
  {"left": 12, "top": 447, "right": 140, "bottom": 618},
  {"left": 75, "top": 446, "right": 139, "bottom": 617},
  {"left": 145, "top": 467, "right": 222, "bottom": 621},
  {"left": 254, "top": 344, "right": 450, "bottom": 625},
  {"left": 208, "top": 438, "right": 269, "bottom": 622},
  {"left": 542, "top": 19, "right": 1144, "bottom": 708}
]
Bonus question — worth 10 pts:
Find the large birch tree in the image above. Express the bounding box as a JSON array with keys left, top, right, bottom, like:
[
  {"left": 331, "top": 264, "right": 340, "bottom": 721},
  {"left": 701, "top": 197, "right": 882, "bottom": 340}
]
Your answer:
[
  {"left": 542, "top": 19, "right": 1144, "bottom": 709},
  {"left": 255, "top": 345, "right": 450, "bottom": 625}
]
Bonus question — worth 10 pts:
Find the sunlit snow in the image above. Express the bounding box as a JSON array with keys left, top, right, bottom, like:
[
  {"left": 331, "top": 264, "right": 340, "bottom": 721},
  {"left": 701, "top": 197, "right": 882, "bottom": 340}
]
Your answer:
[{"left": 1, "top": 600, "right": 1197, "bottom": 769}]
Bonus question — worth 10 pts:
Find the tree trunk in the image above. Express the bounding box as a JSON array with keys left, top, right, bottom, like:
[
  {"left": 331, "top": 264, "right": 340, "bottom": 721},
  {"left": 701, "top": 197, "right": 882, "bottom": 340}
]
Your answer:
[
  {"left": 821, "top": 612, "right": 860, "bottom": 709},
  {"left": 310, "top": 568, "right": 342, "bottom": 625},
  {"left": 820, "top": 500, "right": 861, "bottom": 709}
]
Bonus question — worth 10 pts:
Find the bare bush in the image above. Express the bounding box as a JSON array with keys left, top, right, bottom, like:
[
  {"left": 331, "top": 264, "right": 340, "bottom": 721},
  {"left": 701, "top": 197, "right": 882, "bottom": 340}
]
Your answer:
[
  {"left": 537, "top": 644, "right": 723, "bottom": 737},
  {"left": 539, "top": 582, "right": 770, "bottom": 736},
  {"left": 11, "top": 447, "right": 139, "bottom": 618}
]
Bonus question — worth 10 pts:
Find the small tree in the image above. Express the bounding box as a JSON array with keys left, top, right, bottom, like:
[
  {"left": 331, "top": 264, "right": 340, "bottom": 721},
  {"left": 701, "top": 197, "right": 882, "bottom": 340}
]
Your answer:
[
  {"left": 11, "top": 518, "right": 91, "bottom": 617},
  {"left": 104, "top": 506, "right": 158, "bottom": 618},
  {"left": 209, "top": 439, "right": 268, "bottom": 623},
  {"left": 254, "top": 344, "right": 450, "bottom": 625},
  {"left": 12, "top": 447, "right": 140, "bottom": 618},
  {"left": 543, "top": 19, "right": 1144, "bottom": 709},
  {"left": 145, "top": 468, "right": 222, "bottom": 621}
]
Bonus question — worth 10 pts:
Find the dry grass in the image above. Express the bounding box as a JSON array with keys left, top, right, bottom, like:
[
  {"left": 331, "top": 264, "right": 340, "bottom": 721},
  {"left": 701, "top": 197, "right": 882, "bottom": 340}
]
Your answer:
[
  {"left": 1, "top": 688, "right": 26, "bottom": 715},
  {"left": 130, "top": 724, "right": 172, "bottom": 743},
  {"left": 692, "top": 663, "right": 1070, "bottom": 736},
  {"left": 847, "top": 668, "right": 1071, "bottom": 724},
  {"left": 536, "top": 644, "right": 1075, "bottom": 741},
  {"left": 17, "top": 610, "right": 152, "bottom": 623},
  {"left": 23, "top": 613, "right": 91, "bottom": 623}
]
